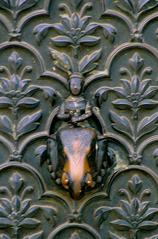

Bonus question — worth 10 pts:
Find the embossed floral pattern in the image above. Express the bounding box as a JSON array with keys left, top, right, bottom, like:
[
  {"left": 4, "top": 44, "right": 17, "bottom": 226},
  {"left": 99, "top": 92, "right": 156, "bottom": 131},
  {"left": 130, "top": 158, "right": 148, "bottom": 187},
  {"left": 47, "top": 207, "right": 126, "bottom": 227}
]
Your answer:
[
  {"left": 112, "top": 52, "right": 158, "bottom": 119},
  {"left": 0, "top": 173, "right": 41, "bottom": 238},
  {"left": 33, "top": 3, "right": 117, "bottom": 47},
  {"left": 0, "top": 172, "right": 56, "bottom": 239},
  {"left": 96, "top": 52, "right": 158, "bottom": 164},
  {"left": 0, "top": 0, "right": 156, "bottom": 238},
  {"left": 50, "top": 48, "right": 102, "bottom": 77},
  {"left": 113, "top": 0, "right": 158, "bottom": 19},
  {"left": 0, "top": 52, "right": 42, "bottom": 160},
  {"left": 0, "top": 0, "right": 39, "bottom": 19},
  {"left": 95, "top": 175, "right": 158, "bottom": 239}
]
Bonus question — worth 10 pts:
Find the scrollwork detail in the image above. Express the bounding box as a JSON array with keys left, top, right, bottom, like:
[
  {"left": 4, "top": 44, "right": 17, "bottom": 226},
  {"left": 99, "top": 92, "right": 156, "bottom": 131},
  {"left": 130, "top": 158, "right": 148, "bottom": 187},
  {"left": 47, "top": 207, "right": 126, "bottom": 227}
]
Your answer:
[
  {"left": 0, "top": 51, "right": 42, "bottom": 161},
  {"left": 113, "top": 0, "right": 158, "bottom": 20},
  {"left": 95, "top": 174, "right": 158, "bottom": 239},
  {"left": 33, "top": 2, "right": 117, "bottom": 46},
  {"left": 0, "top": 172, "right": 41, "bottom": 239},
  {"left": 96, "top": 52, "right": 158, "bottom": 164}
]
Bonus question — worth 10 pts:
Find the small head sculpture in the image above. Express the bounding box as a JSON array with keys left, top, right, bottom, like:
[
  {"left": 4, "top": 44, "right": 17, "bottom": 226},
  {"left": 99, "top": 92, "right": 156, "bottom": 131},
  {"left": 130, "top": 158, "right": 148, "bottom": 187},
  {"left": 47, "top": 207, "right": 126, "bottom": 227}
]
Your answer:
[{"left": 69, "top": 73, "right": 83, "bottom": 96}]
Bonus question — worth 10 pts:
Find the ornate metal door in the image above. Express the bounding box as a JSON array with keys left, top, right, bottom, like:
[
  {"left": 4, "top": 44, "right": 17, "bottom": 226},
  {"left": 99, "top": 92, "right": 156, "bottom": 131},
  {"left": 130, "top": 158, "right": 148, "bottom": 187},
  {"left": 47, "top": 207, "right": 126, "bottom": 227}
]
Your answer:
[{"left": 0, "top": 0, "right": 158, "bottom": 238}]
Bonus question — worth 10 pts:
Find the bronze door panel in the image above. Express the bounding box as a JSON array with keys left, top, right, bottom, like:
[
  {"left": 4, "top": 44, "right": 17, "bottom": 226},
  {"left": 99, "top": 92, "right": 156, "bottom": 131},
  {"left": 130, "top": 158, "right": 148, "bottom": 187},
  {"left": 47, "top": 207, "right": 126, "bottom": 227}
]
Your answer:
[{"left": 0, "top": 0, "right": 157, "bottom": 238}]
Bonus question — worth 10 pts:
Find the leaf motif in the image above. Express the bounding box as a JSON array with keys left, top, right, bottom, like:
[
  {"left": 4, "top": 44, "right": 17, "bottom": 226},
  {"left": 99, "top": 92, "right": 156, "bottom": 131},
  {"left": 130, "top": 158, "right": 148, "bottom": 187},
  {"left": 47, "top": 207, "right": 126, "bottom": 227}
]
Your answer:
[
  {"left": 16, "top": 0, "right": 39, "bottom": 11},
  {"left": 20, "top": 79, "right": 31, "bottom": 91},
  {"left": 140, "top": 79, "right": 151, "bottom": 94},
  {"left": 138, "top": 0, "right": 158, "bottom": 12},
  {"left": 8, "top": 52, "right": 23, "bottom": 72},
  {"left": 102, "top": 24, "right": 117, "bottom": 43},
  {"left": 114, "top": 207, "right": 128, "bottom": 219},
  {"left": 112, "top": 99, "right": 132, "bottom": 109},
  {"left": 80, "top": 16, "right": 90, "bottom": 29},
  {"left": 0, "top": 218, "right": 13, "bottom": 228},
  {"left": 95, "top": 87, "right": 109, "bottom": 106},
  {"left": 110, "top": 111, "right": 134, "bottom": 139},
  {"left": 111, "top": 219, "right": 132, "bottom": 230},
  {"left": 138, "top": 221, "right": 158, "bottom": 230},
  {"left": 33, "top": 24, "right": 52, "bottom": 43},
  {"left": 12, "top": 195, "right": 21, "bottom": 212},
  {"left": 17, "top": 111, "right": 42, "bottom": 137},
  {"left": 129, "top": 52, "right": 144, "bottom": 72},
  {"left": 138, "top": 99, "right": 158, "bottom": 109},
  {"left": 35, "top": 145, "right": 47, "bottom": 165},
  {"left": 138, "top": 0, "right": 151, "bottom": 10},
  {"left": 0, "top": 115, "right": 12, "bottom": 135},
  {"left": 114, "top": 0, "right": 158, "bottom": 15},
  {"left": 128, "top": 175, "right": 142, "bottom": 194},
  {"left": 139, "top": 201, "right": 150, "bottom": 216},
  {"left": 35, "top": 145, "right": 46, "bottom": 157},
  {"left": 52, "top": 23, "right": 66, "bottom": 34},
  {"left": 114, "top": 0, "right": 134, "bottom": 14},
  {"left": 24, "top": 85, "right": 39, "bottom": 96},
  {"left": 71, "top": 13, "right": 80, "bottom": 28},
  {"left": 21, "top": 199, "right": 31, "bottom": 214},
  {"left": 79, "top": 49, "right": 102, "bottom": 74},
  {"left": 51, "top": 36, "right": 73, "bottom": 46},
  {"left": 61, "top": 17, "right": 71, "bottom": 31},
  {"left": 84, "top": 23, "right": 99, "bottom": 34},
  {"left": 120, "top": 200, "right": 132, "bottom": 216},
  {"left": 19, "top": 218, "right": 40, "bottom": 229},
  {"left": 9, "top": 173, "right": 23, "bottom": 193},
  {"left": 78, "top": 36, "right": 100, "bottom": 45},
  {"left": 94, "top": 206, "right": 112, "bottom": 225},
  {"left": 24, "top": 231, "right": 43, "bottom": 239},
  {"left": 17, "top": 97, "right": 40, "bottom": 108},
  {"left": 50, "top": 49, "right": 74, "bottom": 73},
  {"left": 0, "top": 206, "right": 9, "bottom": 217},
  {"left": 137, "top": 112, "right": 158, "bottom": 139},
  {"left": 0, "top": 0, "right": 10, "bottom": 11},
  {"left": 42, "top": 87, "right": 56, "bottom": 102},
  {"left": 113, "top": 87, "right": 126, "bottom": 97},
  {"left": 142, "top": 86, "right": 158, "bottom": 99},
  {"left": 131, "top": 75, "right": 140, "bottom": 93},
  {"left": 131, "top": 198, "right": 140, "bottom": 214},
  {"left": 109, "top": 232, "right": 126, "bottom": 239},
  {"left": 10, "top": 74, "right": 20, "bottom": 90},
  {"left": 0, "top": 199, "right": 12, "bottom": 214},
  {"left": 141, "top": 208, "right": 158, "bottom": 221},
  {"left": 121, "top": 79, "right": 131, "bottom": 95},
  {"left": 0, "top": 97, "right": 12, "bottom": 108},
  {"left": 24, "top": 206, "right": 40, "bottom": 217},
  {"left": 95, "top": 206, "right": 112, "bottom": 217},
  {"left": 1, "top": 79, "right": 10, "bottom": 91}
]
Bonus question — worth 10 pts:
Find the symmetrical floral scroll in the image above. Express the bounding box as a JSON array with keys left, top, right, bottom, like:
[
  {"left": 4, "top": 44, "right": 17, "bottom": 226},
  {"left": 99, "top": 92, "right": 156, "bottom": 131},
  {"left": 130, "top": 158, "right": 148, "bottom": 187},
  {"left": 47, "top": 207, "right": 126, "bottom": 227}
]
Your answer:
[
  {"left": 0, "top": 51, "right": 42, "bottom": 161},
  {"left": 113, "top": 0, "right": 158, "bottom": 19},
  {"left": 0, "top": 172, "right": 42, "bottom": 238},
  {"left": 95, "top": 175, "right": 158, "bottom": 239},
  {"left": 0, "top": 0, "right": 157, "bottom": 238},
  {"left": 0, "top": 170, "right": 56, "bottom": 239},
  {"left": 110, "top": 52, "right": 158, "bottom": 164}
]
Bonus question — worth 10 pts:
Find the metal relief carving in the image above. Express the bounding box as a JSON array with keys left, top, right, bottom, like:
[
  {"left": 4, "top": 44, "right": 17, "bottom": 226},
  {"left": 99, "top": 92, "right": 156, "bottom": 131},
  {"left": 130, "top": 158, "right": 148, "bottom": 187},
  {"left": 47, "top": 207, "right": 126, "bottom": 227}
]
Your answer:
[{"left": 0, "top": 0, "right": 157, "bottom": 238}]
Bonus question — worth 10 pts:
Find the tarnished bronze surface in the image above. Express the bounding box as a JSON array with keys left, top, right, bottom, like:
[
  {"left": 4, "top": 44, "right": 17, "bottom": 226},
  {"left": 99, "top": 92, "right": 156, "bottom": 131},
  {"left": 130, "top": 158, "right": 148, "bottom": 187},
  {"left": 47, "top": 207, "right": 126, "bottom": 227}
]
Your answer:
[{"left": 0, "top": 0, "right": 158, "bottom": 238}]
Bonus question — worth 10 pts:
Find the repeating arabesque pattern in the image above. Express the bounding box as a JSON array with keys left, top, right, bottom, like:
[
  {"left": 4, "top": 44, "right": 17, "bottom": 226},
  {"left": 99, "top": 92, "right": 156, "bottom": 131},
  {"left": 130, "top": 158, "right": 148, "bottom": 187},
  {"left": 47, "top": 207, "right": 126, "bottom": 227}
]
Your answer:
[{"left": 0, "top": 0, "right": 157, "bottom": 238}]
